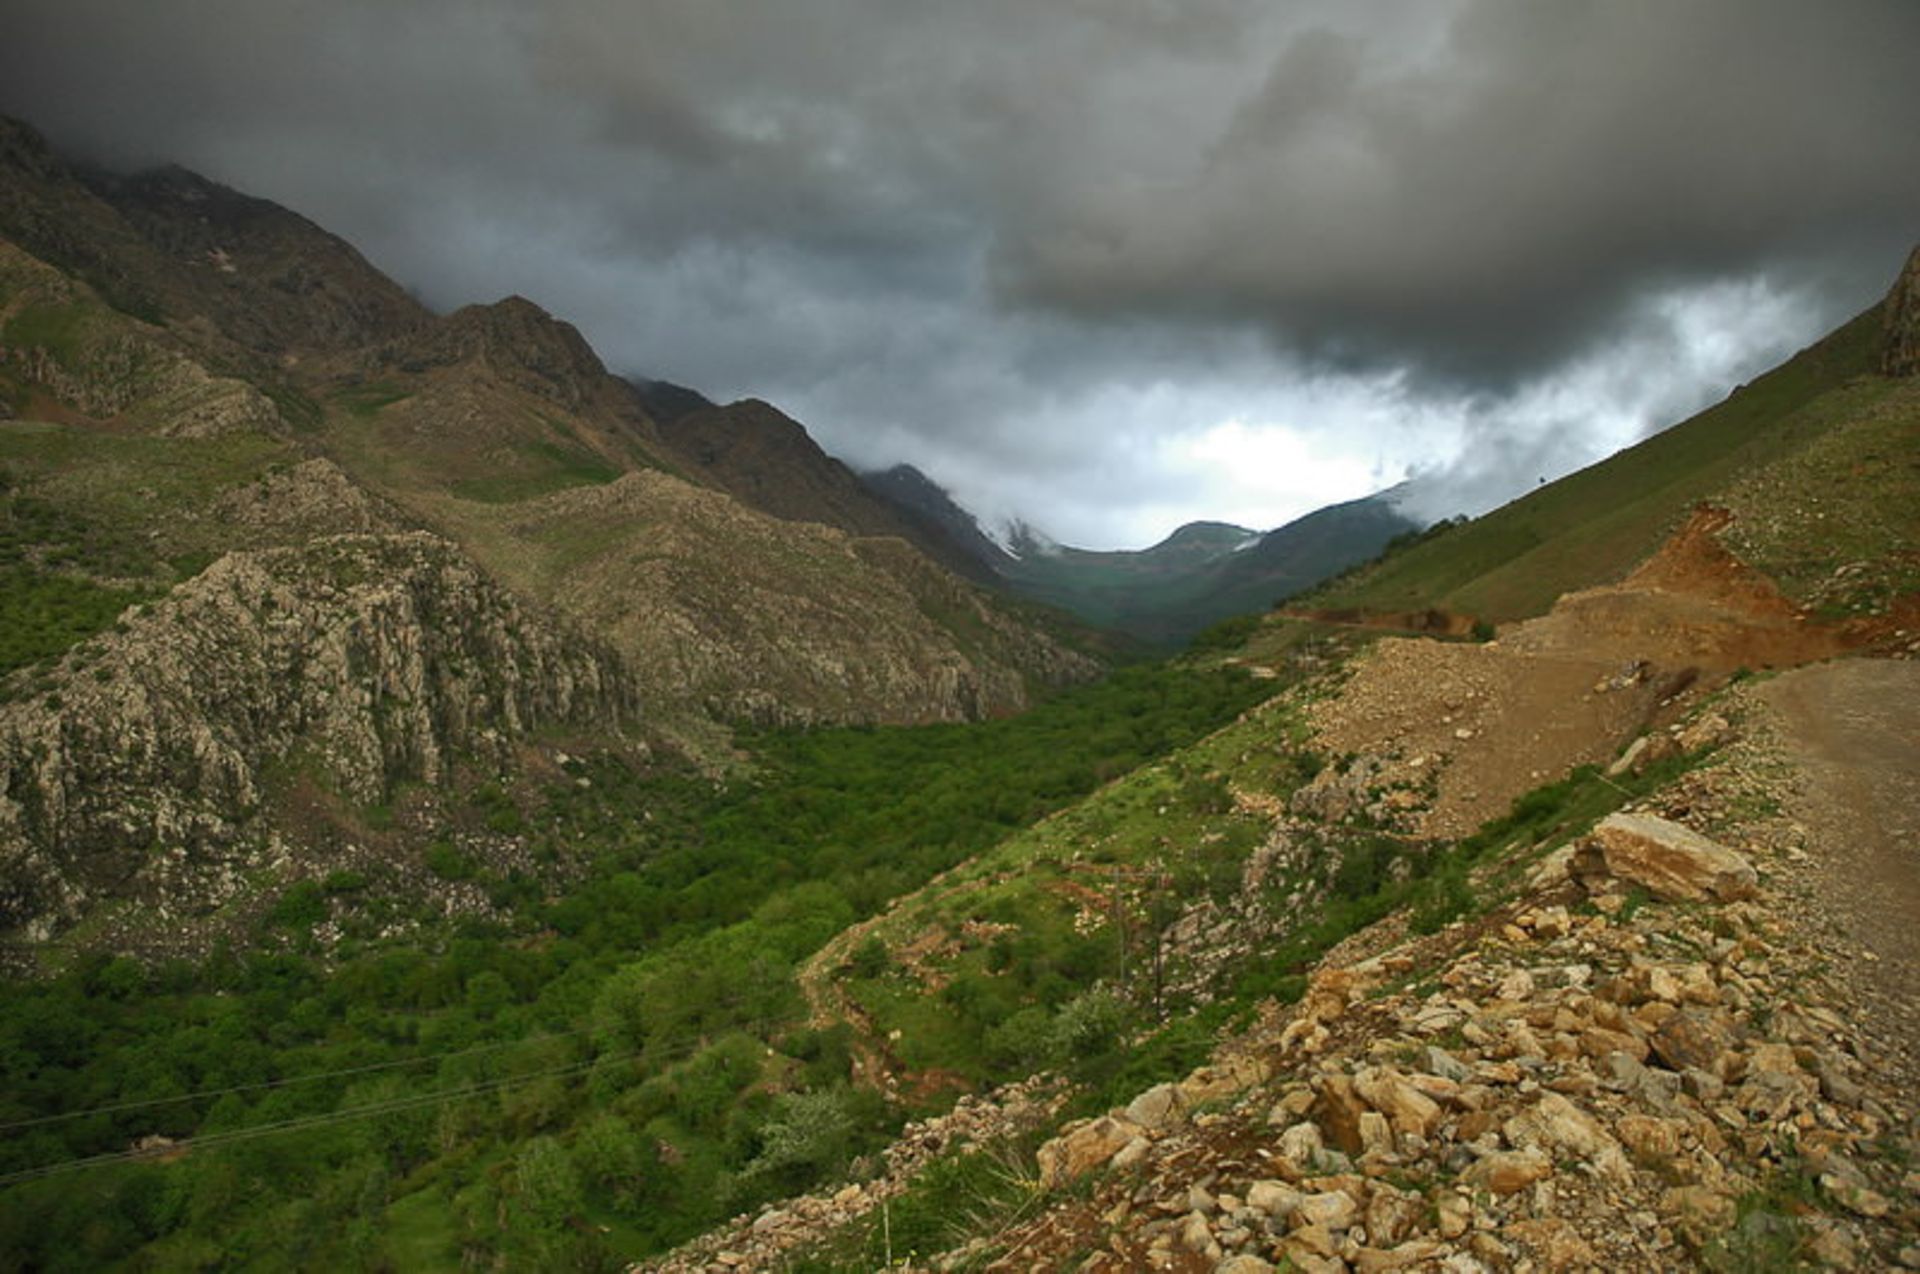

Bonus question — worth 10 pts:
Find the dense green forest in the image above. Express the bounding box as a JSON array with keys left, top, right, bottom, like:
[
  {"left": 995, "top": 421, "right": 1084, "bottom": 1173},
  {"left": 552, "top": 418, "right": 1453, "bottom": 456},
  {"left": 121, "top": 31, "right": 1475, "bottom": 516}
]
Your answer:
[{"left": 0, "top": 663, "right": 1273, "bottom": 1271}]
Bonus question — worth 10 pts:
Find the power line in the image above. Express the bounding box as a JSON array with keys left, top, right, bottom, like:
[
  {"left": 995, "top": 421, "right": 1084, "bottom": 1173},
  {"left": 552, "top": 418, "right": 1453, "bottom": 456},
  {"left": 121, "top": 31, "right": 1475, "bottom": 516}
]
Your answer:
[
  {"left": 0, "top": 1012, "right": 801, "bottom": 1187},
  {"left": 2, "top": 985, "right": 795, "bottom": 1134},
  {"left": 0, "top": 1025, "right": 599, "bottom": 1132},
  {"left": 0, "top": 1051, "right": 628, "bottom": 1187}
]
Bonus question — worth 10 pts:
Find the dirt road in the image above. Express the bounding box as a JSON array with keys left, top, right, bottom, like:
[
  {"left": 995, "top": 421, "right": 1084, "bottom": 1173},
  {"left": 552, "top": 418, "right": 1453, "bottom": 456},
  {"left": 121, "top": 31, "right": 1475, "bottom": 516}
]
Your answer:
[{"left": 1760, "top": 659, "right": 1920, "bottom": 1081}]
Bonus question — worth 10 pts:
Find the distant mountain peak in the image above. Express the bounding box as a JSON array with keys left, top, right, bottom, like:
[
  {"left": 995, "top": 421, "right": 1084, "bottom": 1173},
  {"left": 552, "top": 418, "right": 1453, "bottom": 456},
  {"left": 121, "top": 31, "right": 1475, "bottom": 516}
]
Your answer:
[{"left": 1153, "top": 520, "right": 1260, "bottom": 552}]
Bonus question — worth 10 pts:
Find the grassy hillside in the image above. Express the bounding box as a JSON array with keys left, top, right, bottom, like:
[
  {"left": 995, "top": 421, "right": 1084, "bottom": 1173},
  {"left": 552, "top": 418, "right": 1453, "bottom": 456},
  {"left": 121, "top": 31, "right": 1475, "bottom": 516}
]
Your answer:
[{"left": 1300, "top": 306, "right": 1889, "bottom": 621}]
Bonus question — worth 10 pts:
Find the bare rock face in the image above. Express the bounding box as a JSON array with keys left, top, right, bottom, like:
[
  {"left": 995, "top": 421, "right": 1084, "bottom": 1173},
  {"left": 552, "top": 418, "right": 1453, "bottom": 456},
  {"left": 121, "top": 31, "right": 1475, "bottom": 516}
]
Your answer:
[
  {"left": 1573, "top": 812, "right": 1759, "bottom": 903},
  {"left": 0, "top": 533, "right": 635, "bottom": 938},
  {"left": 1883, "top": 243, "right": 1920, "bottom": 377}
]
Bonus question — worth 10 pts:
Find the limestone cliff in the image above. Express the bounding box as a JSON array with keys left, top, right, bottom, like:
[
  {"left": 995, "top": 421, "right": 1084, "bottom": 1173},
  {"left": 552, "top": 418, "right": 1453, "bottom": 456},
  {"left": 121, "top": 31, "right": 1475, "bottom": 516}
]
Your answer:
[
  {"left": 1883, "top": 243, "right": 1920, "bottom": 377},
  {"left": 0, "top": 533, "right": 634, "bottom": 940}
]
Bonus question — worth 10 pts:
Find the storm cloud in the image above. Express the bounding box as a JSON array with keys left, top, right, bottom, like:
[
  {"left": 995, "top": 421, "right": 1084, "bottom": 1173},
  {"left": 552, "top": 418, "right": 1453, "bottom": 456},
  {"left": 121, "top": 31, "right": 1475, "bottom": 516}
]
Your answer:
[{"left": 4, "top": 1, "right": 1916, "bottom": 545}]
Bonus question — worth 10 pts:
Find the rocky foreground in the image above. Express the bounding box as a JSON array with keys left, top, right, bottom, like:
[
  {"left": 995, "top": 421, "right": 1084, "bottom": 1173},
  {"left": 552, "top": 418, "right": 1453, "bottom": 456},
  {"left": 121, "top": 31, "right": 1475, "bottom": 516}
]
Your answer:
[{"left": 639, "top": 666, "right": 1920, "bottom": 1272}]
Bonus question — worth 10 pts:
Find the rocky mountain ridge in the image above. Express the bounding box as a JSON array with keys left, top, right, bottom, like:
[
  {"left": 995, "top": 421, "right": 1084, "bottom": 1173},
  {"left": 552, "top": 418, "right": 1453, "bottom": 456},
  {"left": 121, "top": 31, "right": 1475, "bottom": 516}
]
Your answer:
[{"left": 0, "top": 112, "right": 1103, "bottom": 951}]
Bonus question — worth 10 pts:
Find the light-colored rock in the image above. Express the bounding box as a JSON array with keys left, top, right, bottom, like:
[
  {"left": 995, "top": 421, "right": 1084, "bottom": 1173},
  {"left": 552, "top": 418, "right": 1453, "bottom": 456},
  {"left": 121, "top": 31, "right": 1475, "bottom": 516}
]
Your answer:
[
  {"left": 1036, "top": 1115, "right": 1142, "bottom": 1189},
  {"left": 1293, "top": 1190, "right": 1359, "bottom": 1231},
  {"left": 1213, "top": 1256, "right": 1275, "bottom": 1274},
  {"left": 1126, "top": 1083, "right": 1190, "bottom": 1131},
  {"left": 1503, "top": 1092, "right": 1611, "bottom": 1158},
  {"left": 1353, "top": 1240, "right": 1447, "bottom": 1272},
  {"left": 1358, "top": 1110, "right": 1394, "bottom": 1155},
  {"left": 1247, "top": 1179, "right": 1303, "bottom": 1219},
  {"left": 1577, "top": 812, "right": 1759, "bottom": 903},
  {"left": 1616, "top": 1113, "right": 1684, "bottom": 1163},
  {"left": 1278, "top": 1120, "right": 1326, "bottom": 1167},
  {"left": 1353, "top": 1067, "right": 1442, "bottom": 1138},
  {"left": 1363, "top": 1184, "right": 1424, "bottom": 1246},
  {"left": 1462, "top": 1148, "right": 1553, "bottom": 1195}
]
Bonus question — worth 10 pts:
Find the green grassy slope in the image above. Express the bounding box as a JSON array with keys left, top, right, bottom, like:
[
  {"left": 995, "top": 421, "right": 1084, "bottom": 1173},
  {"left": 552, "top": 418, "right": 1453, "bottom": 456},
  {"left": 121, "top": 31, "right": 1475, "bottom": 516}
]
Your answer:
[{"left": 1300, "top": 306, "right": 1888, "bottom": 621}]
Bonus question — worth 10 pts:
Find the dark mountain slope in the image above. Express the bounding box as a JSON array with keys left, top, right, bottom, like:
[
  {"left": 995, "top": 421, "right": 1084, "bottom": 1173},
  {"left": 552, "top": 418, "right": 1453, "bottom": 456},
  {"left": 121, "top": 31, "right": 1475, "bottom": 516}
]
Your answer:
[
  {"left": 859, "top": 462, "right": 1015, "bottom": 582},
  {"left": 0, "top": 116, "right": 428, "bottom": 366},
  {"left": 656, "top": 398, "right": 1002, "bottom": 583}
]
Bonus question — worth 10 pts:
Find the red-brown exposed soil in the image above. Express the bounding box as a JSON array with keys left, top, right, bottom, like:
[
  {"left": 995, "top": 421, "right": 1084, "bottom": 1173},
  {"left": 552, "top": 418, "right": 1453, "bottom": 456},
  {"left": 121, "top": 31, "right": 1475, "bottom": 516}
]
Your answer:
[
  {"left": 1301, "top": 507, "right": 1898, "bottom": 840},
  {"left": 1499, "top": 506, "right": 1859, "bottom": 674}
]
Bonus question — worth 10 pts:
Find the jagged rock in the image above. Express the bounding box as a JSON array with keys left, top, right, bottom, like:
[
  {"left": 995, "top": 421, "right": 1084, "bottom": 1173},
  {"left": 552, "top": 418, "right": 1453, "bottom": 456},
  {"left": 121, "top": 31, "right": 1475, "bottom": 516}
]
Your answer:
[
  {"left": 1126, "top": 1083, "right": 1190, "bottom": 1131},
  {"left": 1312, "top": 1074, "right": 1370, "bottom": 1156},
  {"left": 1277, "top": 1120, "right": 1327, "bottom": 1168},
  {"left": 1292, "top": 1190, "right": 1359, "bottom": 1231},
  {"left": 1573, "top": 812, "right": 1759, "bottom": 902},
  {"left": 0, "top": 533, "right": 634, "bottom": 942},
  {"left": 1353, "top": 1239, "right": 1448, "bottom": 1272},
  {"left": 1363, "top": 1184, "right": 1424, "bottom": 1246},
  {"left": 1883, "top": 243, "right": 1920, "bottom": 377},
  {"left": 1616, "top": 1113, "right": 1685, "bottom": 1164},
  {"left": 1213, "top": 1256, "right": 1275, "bottom": 1274},
  {"left": 1352, "top": 1066, "right": 1442, "bottom": 1138},
  {"left": 1247, "top": 1179, "right": 1304, "bottom": 1219},
  {"left": 1035, "top": 1115, "right": 1142, "bottom": 1189},
  {"left": 1648, "top": 1007, "right": 1738, "bottom": 1076},
  {"left": 1462, "top": 1148, "right": 1553, "bottom": 1194}
]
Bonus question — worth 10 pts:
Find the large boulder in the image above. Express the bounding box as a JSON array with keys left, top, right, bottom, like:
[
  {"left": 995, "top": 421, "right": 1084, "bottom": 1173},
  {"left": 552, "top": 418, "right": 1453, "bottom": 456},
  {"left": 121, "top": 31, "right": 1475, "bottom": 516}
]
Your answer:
[{"left": 1572, "top": 813, "right": 1758, "bottom": 903}]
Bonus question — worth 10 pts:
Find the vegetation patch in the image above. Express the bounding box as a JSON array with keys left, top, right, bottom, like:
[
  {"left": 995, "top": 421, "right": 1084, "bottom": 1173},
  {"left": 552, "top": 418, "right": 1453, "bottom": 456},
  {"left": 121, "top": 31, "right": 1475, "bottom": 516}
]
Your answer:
[{"left": 449, "top": 439, "right": 622, "bottom": 503}]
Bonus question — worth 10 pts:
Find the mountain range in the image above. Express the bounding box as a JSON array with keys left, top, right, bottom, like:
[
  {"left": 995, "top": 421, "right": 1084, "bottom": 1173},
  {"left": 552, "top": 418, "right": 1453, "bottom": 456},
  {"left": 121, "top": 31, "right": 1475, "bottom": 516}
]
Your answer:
[
  {"left": 0, "top": 113, "right": 1106, "bottom": 949},
  {"left": 2, "top": 106, "right": 1917, "bottom": 1272},
  {"left": 858, "top": 464, "right": 1421, "bottom": 645}
]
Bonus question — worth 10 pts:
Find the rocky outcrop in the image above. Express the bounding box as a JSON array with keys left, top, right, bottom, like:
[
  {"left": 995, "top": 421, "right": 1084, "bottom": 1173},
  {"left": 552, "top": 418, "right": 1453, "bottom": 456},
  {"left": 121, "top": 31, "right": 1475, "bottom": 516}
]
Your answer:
[
  {"left": 1883, "top": 243, "right": 1920, "bottom": 377},
  {"left": 0, "top": 239, "right": 285, "bottom": 434},
  {"left": 377, "top": 296, "right": 623, "bottom": 416},
  {"left": 913, "top": 694, "right": 1920, "bottom": 1272},
  {"left": 0, "top": 533, "right": 634, "bottom": 938},
  {"left": 482, "top": 471, "right": 1100, "bottom": 726},
  {"left": 1572, "top": 811, "right": 1759, "bottom": 903}
]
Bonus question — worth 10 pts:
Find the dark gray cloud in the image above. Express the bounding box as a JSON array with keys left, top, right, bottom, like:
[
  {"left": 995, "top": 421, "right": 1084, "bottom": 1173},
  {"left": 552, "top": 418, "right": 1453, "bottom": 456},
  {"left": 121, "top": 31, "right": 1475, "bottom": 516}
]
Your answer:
[{"left": 2, "top": 0, "right": 1915, "bottom": 545}]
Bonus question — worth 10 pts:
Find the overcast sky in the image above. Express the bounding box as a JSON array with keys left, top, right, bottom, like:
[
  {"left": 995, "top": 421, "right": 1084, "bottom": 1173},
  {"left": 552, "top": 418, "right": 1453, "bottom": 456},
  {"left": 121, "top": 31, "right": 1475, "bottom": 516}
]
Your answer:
[{"left": 4, "top": 1, "right": 1917, "bottom": 546}]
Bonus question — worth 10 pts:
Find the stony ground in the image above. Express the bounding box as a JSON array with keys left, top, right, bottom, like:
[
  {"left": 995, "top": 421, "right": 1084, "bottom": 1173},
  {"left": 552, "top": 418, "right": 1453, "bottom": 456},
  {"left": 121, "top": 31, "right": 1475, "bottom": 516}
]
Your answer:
[
  {"left": 946, "top": 667, "right": 1920, "bottom": 1273},
  {"left": 1755, "top": 659, "right": 1920, "bottom": 1090}
]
